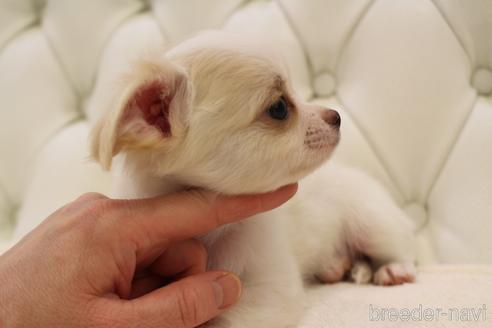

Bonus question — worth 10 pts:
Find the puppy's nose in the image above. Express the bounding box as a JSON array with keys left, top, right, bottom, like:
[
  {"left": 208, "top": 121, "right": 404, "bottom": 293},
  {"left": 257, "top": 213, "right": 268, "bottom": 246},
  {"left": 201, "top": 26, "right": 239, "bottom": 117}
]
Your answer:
[{"left": 321, "top": 109, "right": 341, "bottom": 128}]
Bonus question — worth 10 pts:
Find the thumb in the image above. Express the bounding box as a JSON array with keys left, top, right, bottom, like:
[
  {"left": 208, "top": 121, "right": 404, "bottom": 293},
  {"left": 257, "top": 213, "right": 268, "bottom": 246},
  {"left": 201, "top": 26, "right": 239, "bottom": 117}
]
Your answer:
[{"left": 112, "top": 271, "right": 242, "bottom": 328}]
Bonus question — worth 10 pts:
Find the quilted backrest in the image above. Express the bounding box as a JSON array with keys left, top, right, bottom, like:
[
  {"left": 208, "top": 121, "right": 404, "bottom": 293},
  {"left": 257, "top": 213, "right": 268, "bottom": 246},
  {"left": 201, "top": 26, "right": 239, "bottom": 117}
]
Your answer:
[{"left": 0, "top": 0, "right": 491, "bottom": 263}]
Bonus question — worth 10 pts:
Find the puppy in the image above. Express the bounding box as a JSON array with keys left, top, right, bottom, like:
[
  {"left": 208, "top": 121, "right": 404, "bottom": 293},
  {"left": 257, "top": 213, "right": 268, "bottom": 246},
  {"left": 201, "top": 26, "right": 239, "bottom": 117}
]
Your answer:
[{"left": 90, "top": 31, "right": 416, "bottom": 328}]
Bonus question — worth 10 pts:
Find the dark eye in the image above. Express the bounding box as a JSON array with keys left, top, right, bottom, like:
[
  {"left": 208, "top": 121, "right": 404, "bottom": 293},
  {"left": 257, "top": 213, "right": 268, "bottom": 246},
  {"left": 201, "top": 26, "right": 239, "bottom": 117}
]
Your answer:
[{"left": 267, "top": 97, "right": 288, "bottom": 121}]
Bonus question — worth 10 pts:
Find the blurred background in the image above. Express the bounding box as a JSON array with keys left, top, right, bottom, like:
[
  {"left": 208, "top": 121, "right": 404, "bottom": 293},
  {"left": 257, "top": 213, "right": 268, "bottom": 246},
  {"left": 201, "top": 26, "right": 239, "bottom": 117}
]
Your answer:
[{"left": 0, "top": 0, "right": 491, "bottom": 268}]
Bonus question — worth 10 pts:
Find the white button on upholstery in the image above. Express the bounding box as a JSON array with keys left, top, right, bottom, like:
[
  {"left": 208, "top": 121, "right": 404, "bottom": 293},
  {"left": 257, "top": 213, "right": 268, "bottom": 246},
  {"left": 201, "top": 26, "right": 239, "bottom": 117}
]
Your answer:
[
  {"left": 313, "top": 72, "right": 336, "bottom": 97},
  {"left": 403, "top": 202, "right": 427, "bottom": 228},
  {"left": 472, "top": 68, "right": 492, "bottom": 95}
]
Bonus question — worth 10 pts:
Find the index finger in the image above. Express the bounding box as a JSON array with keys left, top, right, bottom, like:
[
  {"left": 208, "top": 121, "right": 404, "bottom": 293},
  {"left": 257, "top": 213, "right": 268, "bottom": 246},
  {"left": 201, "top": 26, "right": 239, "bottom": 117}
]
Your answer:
[{"left": 110, "top": 183, "right": 297, "bottom": 246}]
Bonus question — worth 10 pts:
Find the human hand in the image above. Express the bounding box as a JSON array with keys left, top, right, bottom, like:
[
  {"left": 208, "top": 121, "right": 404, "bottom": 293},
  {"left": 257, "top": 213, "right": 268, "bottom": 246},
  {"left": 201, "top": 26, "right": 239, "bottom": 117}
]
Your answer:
[{"left": 0, "top": 184, "right": 297, "bottom": 327}]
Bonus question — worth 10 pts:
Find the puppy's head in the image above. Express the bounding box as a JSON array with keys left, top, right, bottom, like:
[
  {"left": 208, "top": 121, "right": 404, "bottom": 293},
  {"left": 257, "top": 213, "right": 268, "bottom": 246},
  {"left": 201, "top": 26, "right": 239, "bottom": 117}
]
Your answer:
[{"left": 90, "top": 32, "right": 340, "bottom": 194}]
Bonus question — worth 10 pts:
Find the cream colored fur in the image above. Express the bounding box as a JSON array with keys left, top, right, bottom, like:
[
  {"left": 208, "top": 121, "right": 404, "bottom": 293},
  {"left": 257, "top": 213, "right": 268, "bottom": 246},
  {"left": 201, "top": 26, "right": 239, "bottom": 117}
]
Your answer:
[{"left": 89, "top": 31, "right": 416, "bottom": 328}]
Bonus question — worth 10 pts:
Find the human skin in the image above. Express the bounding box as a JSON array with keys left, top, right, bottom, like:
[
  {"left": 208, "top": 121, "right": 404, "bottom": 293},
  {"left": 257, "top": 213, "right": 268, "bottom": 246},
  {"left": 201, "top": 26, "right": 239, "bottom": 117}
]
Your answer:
[{"left": 0, "top": 184, "right": 297, "bottom": 328}]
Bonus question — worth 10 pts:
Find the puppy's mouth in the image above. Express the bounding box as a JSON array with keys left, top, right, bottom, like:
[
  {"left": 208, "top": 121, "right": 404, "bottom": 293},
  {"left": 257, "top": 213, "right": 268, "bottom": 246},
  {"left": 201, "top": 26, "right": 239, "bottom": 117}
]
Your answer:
[
  {"left": 304, "top": 131, "right": 339, "bottom": 151},
  {"left": 290, "top": 136, "right": 339, "bottom": 179}
]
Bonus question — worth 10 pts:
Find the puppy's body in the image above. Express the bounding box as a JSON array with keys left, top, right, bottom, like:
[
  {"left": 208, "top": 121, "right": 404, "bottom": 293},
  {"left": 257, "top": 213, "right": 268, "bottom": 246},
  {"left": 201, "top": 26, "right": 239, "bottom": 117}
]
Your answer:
[{"left": 91, "top": 31, "right": 416, "bottom": 327}]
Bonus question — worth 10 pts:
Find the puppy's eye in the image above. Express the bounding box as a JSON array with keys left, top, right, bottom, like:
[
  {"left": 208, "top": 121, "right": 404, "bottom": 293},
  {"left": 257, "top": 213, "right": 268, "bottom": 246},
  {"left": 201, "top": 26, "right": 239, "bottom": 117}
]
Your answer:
[{"left": 267, "top": 97, "right": 288, "bottom": 121}]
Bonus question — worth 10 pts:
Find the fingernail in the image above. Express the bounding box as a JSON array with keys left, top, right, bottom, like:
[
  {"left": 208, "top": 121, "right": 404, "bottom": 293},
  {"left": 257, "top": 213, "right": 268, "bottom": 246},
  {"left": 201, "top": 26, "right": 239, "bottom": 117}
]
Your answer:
[{"left": 212, "top": 273, "right": 242, "bottom": 309}]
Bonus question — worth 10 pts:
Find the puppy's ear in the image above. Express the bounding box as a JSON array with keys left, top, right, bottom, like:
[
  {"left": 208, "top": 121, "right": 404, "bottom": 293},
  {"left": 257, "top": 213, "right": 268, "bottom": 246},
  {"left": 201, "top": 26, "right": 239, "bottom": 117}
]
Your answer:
[{"left": 90, "top": 56, "right": 191, "bottom": 170}]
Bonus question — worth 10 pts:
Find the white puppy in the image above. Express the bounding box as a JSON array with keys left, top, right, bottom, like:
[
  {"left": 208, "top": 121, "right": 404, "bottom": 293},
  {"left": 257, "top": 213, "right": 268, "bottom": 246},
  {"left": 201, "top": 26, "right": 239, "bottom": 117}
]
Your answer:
[{"left": 90, "top": 31, "right": 416, "bottom": 328}]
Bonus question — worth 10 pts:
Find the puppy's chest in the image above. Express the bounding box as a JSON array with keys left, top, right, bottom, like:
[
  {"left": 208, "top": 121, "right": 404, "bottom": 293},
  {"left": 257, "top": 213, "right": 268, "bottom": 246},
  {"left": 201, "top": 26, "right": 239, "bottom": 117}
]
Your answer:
[{"left": 198, "top": 216, "right": 275, "bottom": 277}]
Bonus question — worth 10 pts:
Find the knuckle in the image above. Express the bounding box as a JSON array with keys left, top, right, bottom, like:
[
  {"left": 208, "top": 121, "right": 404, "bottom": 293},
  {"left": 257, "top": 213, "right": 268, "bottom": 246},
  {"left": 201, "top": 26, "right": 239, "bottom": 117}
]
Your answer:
[
  {"left": 72, "top": 199, "right": 116, "bottom": 233},
  {"left": 75, "top": 192, "right": 107, "bottom": 204},
  {"left": 79, "top": 198, "right": 136, "bottom": 231},
  {"left": 84, "top": 197, "right": 128, "bottom": 218},
  {"left": 110, "top": 198, "right": 138, "bottom": 214},
  {"left": 177, "top": 287, "right": 201, "bottom": 327},
  {"left": 42, "top": 196, "right": 112, "bottom": 243},
  {"left": 108, "top": 199, "right": 142, "bottom": 226},
  {"left": 83, "top": 199, "right": 111, "bottom": 217}
]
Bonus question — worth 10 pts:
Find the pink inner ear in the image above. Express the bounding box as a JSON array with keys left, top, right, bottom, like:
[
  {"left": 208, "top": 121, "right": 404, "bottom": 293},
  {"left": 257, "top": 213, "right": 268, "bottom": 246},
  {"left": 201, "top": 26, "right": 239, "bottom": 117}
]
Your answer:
[{"left": 134, "top": 81, "right": 172, "bottom": 136}]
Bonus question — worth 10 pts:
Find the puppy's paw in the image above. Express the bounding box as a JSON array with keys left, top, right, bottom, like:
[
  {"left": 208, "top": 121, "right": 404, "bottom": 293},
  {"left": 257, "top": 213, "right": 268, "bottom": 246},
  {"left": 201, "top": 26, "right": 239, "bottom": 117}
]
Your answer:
[
  {"left": 315, "top": 256, "right": 351, "bottom": 283},
  {"left": 349, "top": 260, "right": 373, "bottom": 284},
  {"left": 373, "top": 262, "right": 416, "bottom": 286}
]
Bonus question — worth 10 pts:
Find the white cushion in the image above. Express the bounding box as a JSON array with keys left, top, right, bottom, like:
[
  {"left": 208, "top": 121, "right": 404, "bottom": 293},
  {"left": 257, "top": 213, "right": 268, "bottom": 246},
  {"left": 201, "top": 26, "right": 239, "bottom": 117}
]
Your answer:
[{"left": 300, "top": 265, "right": 492, "bottom": 327}]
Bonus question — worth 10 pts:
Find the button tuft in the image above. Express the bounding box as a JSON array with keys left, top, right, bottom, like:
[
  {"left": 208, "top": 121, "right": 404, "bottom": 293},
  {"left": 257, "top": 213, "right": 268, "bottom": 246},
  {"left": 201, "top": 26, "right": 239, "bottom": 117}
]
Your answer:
[
  {"left": 472, "top": 68, "right": 492, "bottom": 95},
  {"left": 403, "top": 202, "right": 427, "bottom": 228},
  {"left": 313, "top": 72, "right": 336, "bottom": 97}
]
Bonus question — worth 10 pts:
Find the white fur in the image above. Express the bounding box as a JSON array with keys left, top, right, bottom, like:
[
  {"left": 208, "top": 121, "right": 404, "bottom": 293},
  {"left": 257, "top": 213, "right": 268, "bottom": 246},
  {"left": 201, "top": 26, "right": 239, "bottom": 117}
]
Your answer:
[{"left": 89, "top": 31, "right": 416, "bottom": 328}]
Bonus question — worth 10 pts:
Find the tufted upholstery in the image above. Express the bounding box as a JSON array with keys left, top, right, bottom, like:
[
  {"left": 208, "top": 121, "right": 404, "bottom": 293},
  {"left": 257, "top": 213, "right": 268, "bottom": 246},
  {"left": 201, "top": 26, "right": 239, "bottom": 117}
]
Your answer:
[{"left": 1, "top": 0, "right": 492, "bottom": 326}]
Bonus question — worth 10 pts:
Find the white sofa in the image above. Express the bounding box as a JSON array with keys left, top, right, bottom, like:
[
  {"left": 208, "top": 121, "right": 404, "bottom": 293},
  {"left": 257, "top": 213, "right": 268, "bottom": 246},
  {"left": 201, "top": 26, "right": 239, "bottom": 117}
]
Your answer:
[{"left": 1, "top": 0, "right": 491, "bottom": 326}]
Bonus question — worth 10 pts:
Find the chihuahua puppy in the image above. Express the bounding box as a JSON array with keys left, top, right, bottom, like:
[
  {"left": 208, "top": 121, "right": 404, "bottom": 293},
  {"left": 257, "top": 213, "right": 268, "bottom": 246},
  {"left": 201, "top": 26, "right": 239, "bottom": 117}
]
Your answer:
[{"left": 90, "top": 31, "right": 416, "bottom": 328}]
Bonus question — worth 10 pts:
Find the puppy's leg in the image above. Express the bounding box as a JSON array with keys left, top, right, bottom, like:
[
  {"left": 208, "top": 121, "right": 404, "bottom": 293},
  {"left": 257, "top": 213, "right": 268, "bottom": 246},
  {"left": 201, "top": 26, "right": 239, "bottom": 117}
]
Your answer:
[
  {"left": 283, "top": 194, "right": 354, "bottom": 284},
  {"left": 290, "top": 165, "right": 417, "bottom": 286},
  {"left": 315, "top": 253, "right": 351, "bottom": 283},
  {"left": 356, "top": 216, "right": 417, "bottom": 286},
  {"left": 348, "top": 220, "right": 417, "bottom": 287},
  {"left": 201, "top": 217, "right": 304, "bottom": 328},
  {"left": 343, "top": 175, "right": 417, "bottom": 286}
]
